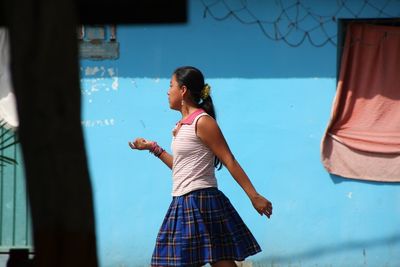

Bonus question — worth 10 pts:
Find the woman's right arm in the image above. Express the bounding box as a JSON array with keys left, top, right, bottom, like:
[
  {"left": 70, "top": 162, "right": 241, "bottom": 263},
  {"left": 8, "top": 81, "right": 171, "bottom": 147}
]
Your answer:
[
  {"left": 158, "top": 151, "right": 173, "bottom": 169},
  {"left": 128, "top": 138, "right": 173, "bottom": 169}
]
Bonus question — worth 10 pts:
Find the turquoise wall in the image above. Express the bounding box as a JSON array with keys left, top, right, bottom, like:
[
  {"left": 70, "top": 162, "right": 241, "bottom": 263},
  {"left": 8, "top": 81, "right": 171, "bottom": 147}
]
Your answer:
[{"left": 80, "top": 1, "right": 400, "bottom": 266}]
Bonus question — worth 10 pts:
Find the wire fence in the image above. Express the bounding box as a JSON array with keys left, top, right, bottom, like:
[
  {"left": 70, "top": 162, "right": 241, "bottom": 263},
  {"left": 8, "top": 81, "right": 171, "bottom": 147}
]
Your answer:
[{"left": 201, "top": 0, "right": 400, "bottom": 47}]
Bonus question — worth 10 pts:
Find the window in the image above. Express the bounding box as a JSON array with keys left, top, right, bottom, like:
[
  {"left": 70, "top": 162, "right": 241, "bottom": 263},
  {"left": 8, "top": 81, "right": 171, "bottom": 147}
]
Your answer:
[{"left": 321, "top": 20, "right": 400, "bottom": 182}]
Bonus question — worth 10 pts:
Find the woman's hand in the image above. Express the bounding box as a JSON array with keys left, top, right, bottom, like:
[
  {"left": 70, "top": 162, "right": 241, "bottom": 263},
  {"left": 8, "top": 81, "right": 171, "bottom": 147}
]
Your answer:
[
  {"left": 251, "top": 194, "right": 273, "bottom": 219},
  {"left": 128, "top": 138, "right": 153, "bottom": 150},
  {"left": 129, "top": 138, "right": 173, "bottom": 169}
]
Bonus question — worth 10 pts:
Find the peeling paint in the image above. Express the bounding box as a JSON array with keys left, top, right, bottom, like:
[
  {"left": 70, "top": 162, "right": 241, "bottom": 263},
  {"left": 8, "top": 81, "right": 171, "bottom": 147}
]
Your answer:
[
  {"left": 85, "top": 66, "right": 100, "bottom": 76},
  {"left": 100, "top": 66, "right": 106, "bottom": 76},
  {"left": 81, "top": 118, "right": 115, "bottom": 128},
  {"left": 84, "top": 66, "right": 117, "bottom": 77},
  {"left": 107, "top": 68, "right": 115, "bottom": 77},
  {"left": 80, "top": 76, "right": 119, "bottom": 97},
  {"left": 112, "top": 77, "right": 119, "bottom": 90}
]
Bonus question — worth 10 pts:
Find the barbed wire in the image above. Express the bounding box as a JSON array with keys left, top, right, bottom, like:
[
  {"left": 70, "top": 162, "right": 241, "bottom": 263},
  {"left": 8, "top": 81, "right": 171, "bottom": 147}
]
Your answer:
[{"left": 201, "top": 0, "right": 400, "bottom": 47}]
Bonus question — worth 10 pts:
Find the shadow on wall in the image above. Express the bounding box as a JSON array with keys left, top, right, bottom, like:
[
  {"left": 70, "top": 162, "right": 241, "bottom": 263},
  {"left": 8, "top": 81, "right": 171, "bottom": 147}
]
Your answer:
[
  {"left": 105, "top": 1, "right": 400, "bottom": 79},
  {"left": 260, "top": 233, "right": 400, "bottom": 263},
  {"left": 330, "top": 174, "right": 400, "bottom": 185}
]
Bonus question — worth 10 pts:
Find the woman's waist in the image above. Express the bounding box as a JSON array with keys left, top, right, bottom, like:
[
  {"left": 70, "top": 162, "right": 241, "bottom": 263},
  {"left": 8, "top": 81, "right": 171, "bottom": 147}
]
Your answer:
[
  {"left": 173, "top": 172, "right": 216, "bottom": 183},
  {"left": 171, "top": 177, "right": 218, "bottom": 196},
  {"left": 172, "top": 186, "right": 220, "bottom": 198}
]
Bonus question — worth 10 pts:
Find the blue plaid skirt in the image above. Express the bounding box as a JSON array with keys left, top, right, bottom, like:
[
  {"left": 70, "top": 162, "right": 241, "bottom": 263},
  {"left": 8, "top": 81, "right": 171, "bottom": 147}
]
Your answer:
[{"left": 151, "top": 187, "right": 261, "bottom": 266}]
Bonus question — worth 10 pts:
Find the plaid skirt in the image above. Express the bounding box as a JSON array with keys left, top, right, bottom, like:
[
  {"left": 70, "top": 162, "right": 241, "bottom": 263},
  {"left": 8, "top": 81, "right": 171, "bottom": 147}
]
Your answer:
[{"left": 151, "top": 187, "right": 261, "bottom": 267}]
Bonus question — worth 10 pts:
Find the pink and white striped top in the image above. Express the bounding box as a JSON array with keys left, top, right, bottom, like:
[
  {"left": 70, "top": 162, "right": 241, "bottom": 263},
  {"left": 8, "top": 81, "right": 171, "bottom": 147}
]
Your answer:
[{"left": 171, "top": 109, "right": 218, "bottom": 196}]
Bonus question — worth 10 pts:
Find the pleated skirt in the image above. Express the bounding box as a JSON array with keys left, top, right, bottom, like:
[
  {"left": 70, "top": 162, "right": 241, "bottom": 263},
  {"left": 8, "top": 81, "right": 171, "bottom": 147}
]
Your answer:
[{"left": 151, "top": 187, "right": 261, "bottom": 267}]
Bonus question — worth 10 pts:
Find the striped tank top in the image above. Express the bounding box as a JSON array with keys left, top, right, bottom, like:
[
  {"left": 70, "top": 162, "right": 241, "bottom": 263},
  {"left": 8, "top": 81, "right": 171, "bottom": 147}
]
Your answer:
[{"left": 171, "top": 109, "right": 218, "bottom": 196}]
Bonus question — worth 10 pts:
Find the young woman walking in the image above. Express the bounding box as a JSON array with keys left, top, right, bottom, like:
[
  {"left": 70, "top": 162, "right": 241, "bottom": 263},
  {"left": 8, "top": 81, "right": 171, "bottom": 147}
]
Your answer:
[{"left": 129, "top": 66, "right": 272, "bottom": 267}]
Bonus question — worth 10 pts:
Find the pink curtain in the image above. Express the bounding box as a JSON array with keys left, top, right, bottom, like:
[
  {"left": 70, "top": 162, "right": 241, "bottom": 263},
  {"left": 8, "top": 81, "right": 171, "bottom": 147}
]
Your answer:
[{"left": 321, "top": 23, "right": 400, "bottom": 182}]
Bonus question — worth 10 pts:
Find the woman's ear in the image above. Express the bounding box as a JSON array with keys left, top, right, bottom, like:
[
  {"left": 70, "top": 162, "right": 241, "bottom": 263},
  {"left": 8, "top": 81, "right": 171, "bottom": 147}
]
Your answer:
[{"left": 180, "top": 85, "right": 188, "bottom": 97}]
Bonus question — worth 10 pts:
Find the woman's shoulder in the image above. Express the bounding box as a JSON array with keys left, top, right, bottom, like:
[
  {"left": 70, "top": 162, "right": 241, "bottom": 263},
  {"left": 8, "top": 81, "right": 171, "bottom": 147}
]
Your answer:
[
  {"left": 196, "top": 110, "right": 216, "bottom": 122},
  {"left": 195, "top": 113, "right": 219, "bottom": 133}
]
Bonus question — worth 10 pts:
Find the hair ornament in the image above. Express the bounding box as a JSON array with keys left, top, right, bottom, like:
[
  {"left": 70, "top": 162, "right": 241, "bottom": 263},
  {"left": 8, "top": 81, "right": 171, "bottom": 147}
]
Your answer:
[{"left": 201, "top": 83, "right": 211, "bottom": 100}]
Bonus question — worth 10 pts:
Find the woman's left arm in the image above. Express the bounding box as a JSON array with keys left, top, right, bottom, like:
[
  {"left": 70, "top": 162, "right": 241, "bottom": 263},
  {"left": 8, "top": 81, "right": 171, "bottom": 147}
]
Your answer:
[{"left": 196, "top": 116, "right": 273, "bottom": 218}]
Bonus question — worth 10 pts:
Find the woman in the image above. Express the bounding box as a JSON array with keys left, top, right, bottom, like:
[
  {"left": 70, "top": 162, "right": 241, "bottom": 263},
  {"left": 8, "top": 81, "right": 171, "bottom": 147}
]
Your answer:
[{"left": 129, "top": 66, "right": 272, "bottom": 267}]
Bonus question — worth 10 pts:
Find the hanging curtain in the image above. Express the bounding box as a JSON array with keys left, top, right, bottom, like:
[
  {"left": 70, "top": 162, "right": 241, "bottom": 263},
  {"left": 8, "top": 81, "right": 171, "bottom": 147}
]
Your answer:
[
  {"left": 321, "top": 23, "right": 400, "bottom": 182},
  {"left": 0, "top": 28, "right": 18, "bottom": 129}
]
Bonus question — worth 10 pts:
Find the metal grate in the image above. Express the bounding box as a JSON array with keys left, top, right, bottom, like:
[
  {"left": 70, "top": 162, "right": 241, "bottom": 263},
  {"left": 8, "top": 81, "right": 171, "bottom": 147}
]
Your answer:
[{"left": 0, "top": 127, "right": 33, "bottom": 252}]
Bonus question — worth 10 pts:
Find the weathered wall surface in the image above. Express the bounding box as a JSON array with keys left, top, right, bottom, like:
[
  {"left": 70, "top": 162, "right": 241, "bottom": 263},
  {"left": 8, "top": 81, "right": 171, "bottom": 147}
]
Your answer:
[{"left": 80, "top": 1, "right": 400, "bottom": 266}]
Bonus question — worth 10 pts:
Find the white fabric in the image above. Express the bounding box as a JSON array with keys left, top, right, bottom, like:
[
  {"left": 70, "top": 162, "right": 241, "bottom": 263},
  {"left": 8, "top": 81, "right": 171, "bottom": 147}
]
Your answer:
[
  {"left": 0, "top": 28, "right": 18, "bottom": 129},
  {"left": 171, "top": 113, "right": 218, "bottom": 196}
]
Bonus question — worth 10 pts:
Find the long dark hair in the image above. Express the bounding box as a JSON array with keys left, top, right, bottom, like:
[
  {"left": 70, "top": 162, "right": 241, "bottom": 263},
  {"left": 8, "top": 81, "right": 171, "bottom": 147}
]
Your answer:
[{"left": 173, "top": 66, "right": 222, "bottom": 170}]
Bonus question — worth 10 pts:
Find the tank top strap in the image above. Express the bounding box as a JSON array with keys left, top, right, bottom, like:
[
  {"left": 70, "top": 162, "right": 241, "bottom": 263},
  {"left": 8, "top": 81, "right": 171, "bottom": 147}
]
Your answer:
[{"left": 192, "top": 112, "right": 210, "bottom": 133}]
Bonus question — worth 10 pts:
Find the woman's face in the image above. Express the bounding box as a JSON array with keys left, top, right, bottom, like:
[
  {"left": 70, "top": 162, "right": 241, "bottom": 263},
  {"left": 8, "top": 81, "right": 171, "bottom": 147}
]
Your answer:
[{"left": 168, "top": 74, "right": 182, "bottom": 110}]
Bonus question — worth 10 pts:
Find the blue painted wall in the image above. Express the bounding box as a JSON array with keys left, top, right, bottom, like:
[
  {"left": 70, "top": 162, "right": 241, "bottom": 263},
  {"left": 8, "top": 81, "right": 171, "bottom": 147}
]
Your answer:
[{"left": 80, "top": 1, "right": 400, "bottom": 266}]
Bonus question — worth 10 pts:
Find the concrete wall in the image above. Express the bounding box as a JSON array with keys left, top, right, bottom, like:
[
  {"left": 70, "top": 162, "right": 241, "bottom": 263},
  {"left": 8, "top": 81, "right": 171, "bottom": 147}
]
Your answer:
[{"left": 80, "top": 1, "right": 400, "bottom": 266}]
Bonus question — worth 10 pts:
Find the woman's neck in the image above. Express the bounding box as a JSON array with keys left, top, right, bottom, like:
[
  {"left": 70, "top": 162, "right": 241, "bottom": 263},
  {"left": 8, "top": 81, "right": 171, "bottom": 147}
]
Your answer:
[{"left": 180, "top": 105, "right": 199, "bottom": 120}]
